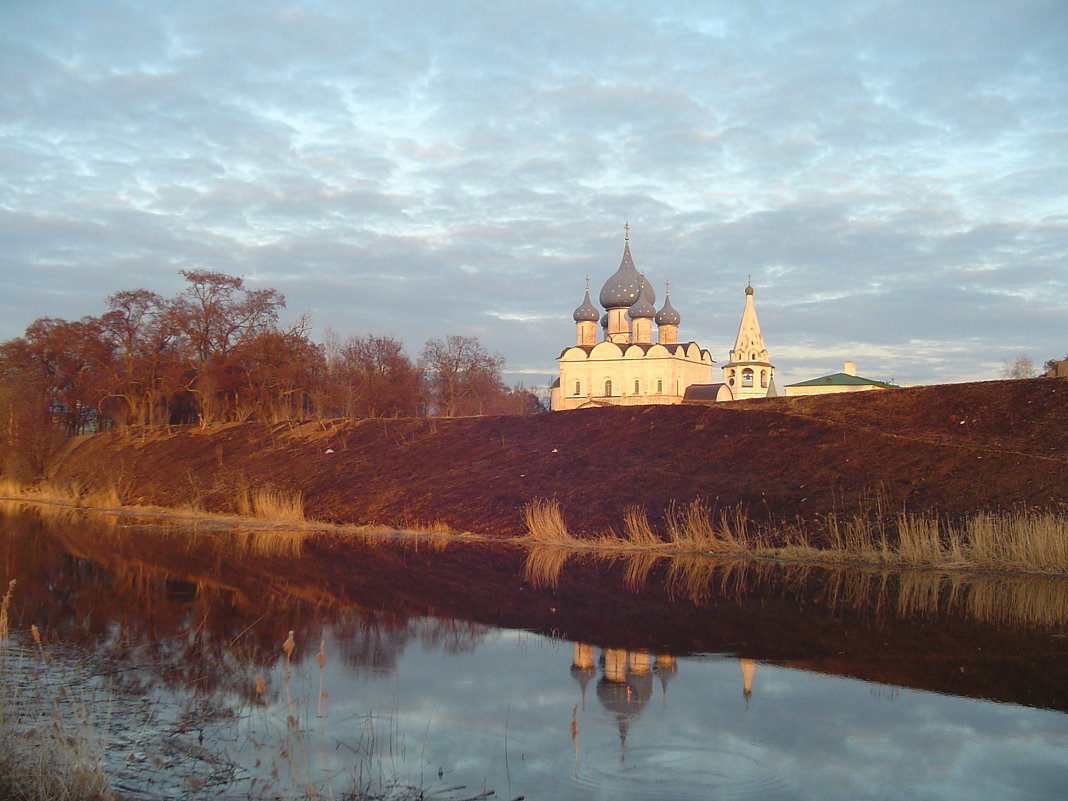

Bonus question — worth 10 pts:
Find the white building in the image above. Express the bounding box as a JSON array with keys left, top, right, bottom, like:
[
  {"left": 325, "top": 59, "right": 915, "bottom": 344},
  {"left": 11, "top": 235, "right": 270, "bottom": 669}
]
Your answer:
[{"left": 550, "top": 229, "right": 775, "bottom": 410}]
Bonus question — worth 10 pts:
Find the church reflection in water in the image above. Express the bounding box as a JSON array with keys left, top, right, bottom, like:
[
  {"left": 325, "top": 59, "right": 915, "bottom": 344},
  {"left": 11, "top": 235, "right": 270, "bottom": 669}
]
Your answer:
[{"left": 569, "top": 642, "right": 756, "bottom": 758}]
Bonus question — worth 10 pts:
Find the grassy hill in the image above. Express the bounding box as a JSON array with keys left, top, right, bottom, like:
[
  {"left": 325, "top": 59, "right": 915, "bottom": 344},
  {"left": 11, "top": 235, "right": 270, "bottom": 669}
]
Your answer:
[{"left": 44, "top": 378, "right": 1068, "bottom": 538}]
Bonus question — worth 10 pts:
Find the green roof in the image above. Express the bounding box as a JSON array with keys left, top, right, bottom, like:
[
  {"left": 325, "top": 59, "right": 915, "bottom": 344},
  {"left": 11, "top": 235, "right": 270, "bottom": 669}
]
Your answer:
[{"left": 786, "top": 372, "right": 897, "bottom": 388}]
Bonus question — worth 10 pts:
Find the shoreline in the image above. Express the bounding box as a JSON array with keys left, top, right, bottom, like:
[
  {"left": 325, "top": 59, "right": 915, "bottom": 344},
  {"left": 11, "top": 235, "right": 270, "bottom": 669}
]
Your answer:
[{"left": 3, "top": 492, "right": 1065, "bottom": 579}]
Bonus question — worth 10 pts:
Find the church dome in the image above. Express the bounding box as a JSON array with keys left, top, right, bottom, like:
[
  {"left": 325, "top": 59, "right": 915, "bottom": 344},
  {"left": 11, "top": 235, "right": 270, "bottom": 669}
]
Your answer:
[
  {"left": 599, "top": 238, "right": 643, "bottom": 309},
  {"left": 573, "top": 288, "right": 600, "bottom": 322},
  {"left": 628, "top": 279, "right": 656, "bottom": 319},
  {"left": 745, "top": 282, "right": 755, "bottom": 296},
  {"left": 600, "top": 312, "right": 608, "bottom": 330},
  {"left": 655, "top": 293, "right": 680, "bottom": 326}
]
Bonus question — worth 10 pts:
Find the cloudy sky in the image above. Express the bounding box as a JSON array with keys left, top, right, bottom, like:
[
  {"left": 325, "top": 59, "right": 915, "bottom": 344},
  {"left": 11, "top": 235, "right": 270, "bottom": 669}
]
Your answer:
[{"left": 2, "top": 0, "right": 1065, "bottom": 389}]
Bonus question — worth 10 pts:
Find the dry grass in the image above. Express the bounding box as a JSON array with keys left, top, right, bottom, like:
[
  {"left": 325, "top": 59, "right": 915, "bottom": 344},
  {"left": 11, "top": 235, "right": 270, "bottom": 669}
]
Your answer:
[
  {"left": 621, "top": 505, "right": 662, "bottom": 547},
  {"left": 521, "top": 498, "right": 577, "bottom": 545},
  {"left": 0, "top": 597, "right": 115, "bottom": 801},
  {"left": 244, "top": 487, "right": 306, "bottom": 523},
  {"left": 0, "top": 580, "right": 13, "bottom": 641},
  {"left": 81, "top": 483, "right": 124, "bottom": 508},
  {"left": 521, "top": 498, "right": 1068, "bottom": 575},
  {"left": 0, "top": 478, "right": 128, "bottom": 509},
  {"left": 22, "top": 480, "right": 84, "bottom": 504},
  {"left": 404, "top": 520, "right": 455, "bottom": 536},
  {"left": 0, "top": 478, "right": 27, "bottom": 499}
]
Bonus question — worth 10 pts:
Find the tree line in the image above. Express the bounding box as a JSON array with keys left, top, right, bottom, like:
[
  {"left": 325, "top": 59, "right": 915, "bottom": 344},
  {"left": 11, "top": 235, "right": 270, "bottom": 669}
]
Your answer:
[{"left": 0, "top": 270, "right": 542, "bottom": 480}]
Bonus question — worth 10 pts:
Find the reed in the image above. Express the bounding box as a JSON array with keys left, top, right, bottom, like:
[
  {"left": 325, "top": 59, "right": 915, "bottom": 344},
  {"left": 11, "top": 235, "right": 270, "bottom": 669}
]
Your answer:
[
  {"left": 0, "top": 580, "right": 13, "bottom": 642},
  {"left": 621, "top": 505, "right": 662, "bottom": 547},
  {"left": 521, "top": 498, "right": 577, "bottom": 545},
  {"left": 521, "top": 498, "right": 1068, "bottom": 575},
  {"left": 26, "top": 481, "right": 84, "bottom": 504},
  {"left": 81, "top": 483, "right": 124, "bottom": 509},
  {"left": 894, "top": 513, "right": 946, "bottom": 564},
  {"left": 250, "top": 487, "right": 306, "bottom": 523},
  {"left": 0, "top": 478, "right": 26, "bottom": 499},
  {"left": 0, "top": 635, "right": 115, "bottom": 801}
]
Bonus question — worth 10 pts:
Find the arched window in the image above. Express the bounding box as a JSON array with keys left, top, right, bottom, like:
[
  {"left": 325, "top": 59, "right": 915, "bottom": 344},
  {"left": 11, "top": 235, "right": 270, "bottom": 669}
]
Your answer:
[
  {"left": 604, "top": 379, "right": 613, "bottom": 396},
  {"left": 742, "top": 368, "right": 754, "bottom": 387},
  {"left": 760, "top": 370, "right": 768, "bottom": 388},
  {"left": 634, "top": 379, "right": 640, "bottom": 395},
  {"left": 656, "top": 379, "right": 663, "bottom": 394},
  {"left": 574, "top": 380, "right": 581, "bottom": 395}
]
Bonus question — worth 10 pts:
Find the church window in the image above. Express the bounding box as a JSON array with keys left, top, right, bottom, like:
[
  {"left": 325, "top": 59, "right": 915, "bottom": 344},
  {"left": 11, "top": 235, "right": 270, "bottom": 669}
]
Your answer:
[
  {"left": 656, "top": 379, "right": 663, "bottom": 394},
  {"left": 742, "top": 368, "right": 754, "bottom": 387},
  {"left": 604, "top": 379, "right": 613, "bottom": 396},
  {"left": 760, "top": 370, "right": 768, "bottom": 388},
  {"left": 634, "top": 379, "right": 640, "bottom": 395},
  {"left": 574, "top": 380, "right": 581, "bottom": 395}
]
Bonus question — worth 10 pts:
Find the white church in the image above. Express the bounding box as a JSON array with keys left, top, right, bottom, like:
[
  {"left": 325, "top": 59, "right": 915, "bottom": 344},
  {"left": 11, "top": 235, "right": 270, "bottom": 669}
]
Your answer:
[{"left": 550, "top": 227, "right": 775, "bottom": 411}]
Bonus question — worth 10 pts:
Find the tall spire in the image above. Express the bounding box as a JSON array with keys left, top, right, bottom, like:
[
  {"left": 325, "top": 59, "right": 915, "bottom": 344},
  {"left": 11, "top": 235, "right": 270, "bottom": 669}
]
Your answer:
[
  {"left": 722, "top": 282, "right": 774, "bottom": 399},
  {"left": 731, "top": 283, "right": 766, "bottom": 359}
]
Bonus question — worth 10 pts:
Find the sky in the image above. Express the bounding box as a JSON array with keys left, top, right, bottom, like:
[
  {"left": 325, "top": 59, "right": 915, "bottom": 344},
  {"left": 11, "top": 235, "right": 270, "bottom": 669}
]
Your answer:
[{"left": 2, "top": 0, "right": 1066, "bottom": 390}]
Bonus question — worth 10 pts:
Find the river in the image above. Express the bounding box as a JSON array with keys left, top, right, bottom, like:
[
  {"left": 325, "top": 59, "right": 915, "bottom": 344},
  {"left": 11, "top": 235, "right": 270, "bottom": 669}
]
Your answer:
[{"left": 1, "top": 502, "right": 1066, "bottom": 800}]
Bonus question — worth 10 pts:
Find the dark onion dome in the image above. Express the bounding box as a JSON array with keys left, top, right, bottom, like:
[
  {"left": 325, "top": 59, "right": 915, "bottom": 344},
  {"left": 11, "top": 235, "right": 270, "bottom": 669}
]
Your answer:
[
  {"left": 599, "top": 238, "right": 644, "bottom": 309},
  {"left": 638, "top": 274, "right": 655, "bottom": 306},
  {"left": 655, "top": 293, "right": 681, "bottom": 326},
  {"left": 628, "top": 279, "right": 656, "bottom": 319},
  {"left": 573, "top": 288, "right": 600, "bottom": 322},
  {"left": 600, "top": 312, "right": 609, "bottom": 329}
]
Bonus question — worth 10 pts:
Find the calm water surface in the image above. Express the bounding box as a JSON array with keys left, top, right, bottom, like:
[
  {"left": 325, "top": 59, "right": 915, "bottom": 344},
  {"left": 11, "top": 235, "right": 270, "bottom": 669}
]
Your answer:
[{"left": 1, "top": 503, "right": 1066, "bottom": 800}]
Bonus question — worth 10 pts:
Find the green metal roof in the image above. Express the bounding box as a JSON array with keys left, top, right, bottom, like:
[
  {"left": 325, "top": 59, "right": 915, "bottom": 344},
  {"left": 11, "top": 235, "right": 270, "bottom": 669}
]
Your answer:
[{"left": 785, "top": 372, "right": 897, "bottom": 388}]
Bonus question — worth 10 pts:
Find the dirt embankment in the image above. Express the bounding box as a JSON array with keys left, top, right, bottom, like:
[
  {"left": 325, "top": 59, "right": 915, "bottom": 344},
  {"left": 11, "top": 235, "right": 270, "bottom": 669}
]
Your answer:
[{"left": 47, "top": 378, "right": 1068, "bottom": 537}]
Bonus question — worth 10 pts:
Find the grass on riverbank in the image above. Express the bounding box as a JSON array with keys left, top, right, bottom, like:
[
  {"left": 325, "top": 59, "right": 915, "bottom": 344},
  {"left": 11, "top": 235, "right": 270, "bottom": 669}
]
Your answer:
[
  {"left": 0, "top": 622, "right": 115, "bottom": 801},
  {"left": 1, "top": 614, "right": 492, "bottom": 801},
  {"left": 522, "top": 498, "right": 1068, "bottom": 574}
]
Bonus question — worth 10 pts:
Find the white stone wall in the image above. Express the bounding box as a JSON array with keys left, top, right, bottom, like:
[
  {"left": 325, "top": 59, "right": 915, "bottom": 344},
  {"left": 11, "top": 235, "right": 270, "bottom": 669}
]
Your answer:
[{"left": 552, "top": 342, "right": 713, "bottom": 410}]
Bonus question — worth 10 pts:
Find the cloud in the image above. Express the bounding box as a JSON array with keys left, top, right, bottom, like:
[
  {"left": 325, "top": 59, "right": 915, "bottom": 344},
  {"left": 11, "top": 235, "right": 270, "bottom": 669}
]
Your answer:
[{"left": 1, "top": 0, "right": 1066, "bottom": 388}]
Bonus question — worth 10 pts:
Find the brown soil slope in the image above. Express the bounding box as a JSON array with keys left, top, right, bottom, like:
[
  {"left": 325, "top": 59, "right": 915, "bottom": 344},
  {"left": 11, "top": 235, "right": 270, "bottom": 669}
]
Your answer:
[{"left": 49, "top": 378, "right": 1068, "bottom": 536}]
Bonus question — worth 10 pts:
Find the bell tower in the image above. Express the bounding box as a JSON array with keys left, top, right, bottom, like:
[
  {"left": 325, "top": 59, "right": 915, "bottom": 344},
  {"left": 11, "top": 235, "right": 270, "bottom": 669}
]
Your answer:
[{"left": 721, "top": 280, "right": 774, "bottom": 400}]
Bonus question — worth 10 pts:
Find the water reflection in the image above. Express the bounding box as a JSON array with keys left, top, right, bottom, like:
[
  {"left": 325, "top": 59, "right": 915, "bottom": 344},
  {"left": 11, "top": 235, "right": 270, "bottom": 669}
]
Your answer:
[
  {"left": 1, "top": 503, "right": 1068, "bottom": 799},
  {"left": 526, "top": 541, "right": 1068, "bottom": 629}
]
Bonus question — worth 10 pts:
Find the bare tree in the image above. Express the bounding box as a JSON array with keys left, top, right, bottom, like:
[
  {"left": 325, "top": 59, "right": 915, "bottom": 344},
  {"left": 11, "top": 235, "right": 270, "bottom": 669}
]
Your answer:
[
  {"left": 1001, "top": 354, "right": 1037, "bottom": 379},
  {"left": 169, "top": 271, "right": 287, "bottom": 423},
  {"left": 98, "top": 289, "right": 181, "bottom": 427},
  {"left": 329, "top": 334, "right": 422, "bottom": 418},
  {"left": 419, "top": 335, "right": 505, "bottom": 417}
]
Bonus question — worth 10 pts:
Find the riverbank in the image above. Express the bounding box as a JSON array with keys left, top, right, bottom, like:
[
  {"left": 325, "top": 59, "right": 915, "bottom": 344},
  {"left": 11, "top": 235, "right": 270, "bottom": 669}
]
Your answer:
[{"left": 39, "top": 378, "right": 1068, "bottom": 539}]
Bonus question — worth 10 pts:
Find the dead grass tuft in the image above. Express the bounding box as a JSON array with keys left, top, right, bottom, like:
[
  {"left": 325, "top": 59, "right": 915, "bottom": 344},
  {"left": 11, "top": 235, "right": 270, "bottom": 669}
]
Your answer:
[
  {"left": 248, "top": 487, "right": 306, "bottom": 523},
  {"left": 523, "top": 497, "right": 1068, "bottom": 575},
  {"left": 0, "top": 634, "right": 115, "bottom": 801},
  {"left": 522, "top": 498, "right": 577, "bottom": 545},
  {"left": 0, "top": 478, "right": 27, "bottom": 499},
  {"left": 621, "top": 506, "right": 661, "bottom": 547},
  {"left": 0, "top": 580, "right": 13, "bottom": 642}
]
